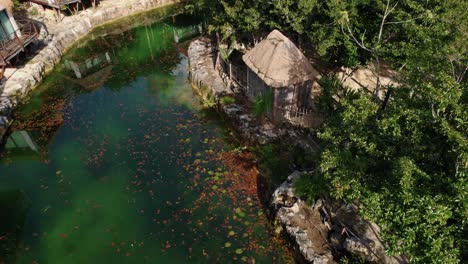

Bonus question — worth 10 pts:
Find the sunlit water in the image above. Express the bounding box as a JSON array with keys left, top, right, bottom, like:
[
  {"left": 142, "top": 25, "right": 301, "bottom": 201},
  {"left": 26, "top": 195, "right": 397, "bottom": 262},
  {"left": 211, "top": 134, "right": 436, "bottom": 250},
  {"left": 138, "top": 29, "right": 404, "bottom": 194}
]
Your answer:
[{"left": 0, "top": 7, "right": 293, "bottom": 264}]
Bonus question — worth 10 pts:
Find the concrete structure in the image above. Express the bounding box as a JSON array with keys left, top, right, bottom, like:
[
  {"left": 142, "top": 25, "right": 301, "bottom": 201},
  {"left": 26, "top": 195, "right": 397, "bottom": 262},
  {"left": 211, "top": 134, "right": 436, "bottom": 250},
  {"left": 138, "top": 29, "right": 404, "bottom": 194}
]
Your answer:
[{"left": 0, "top": 0, "right": 182, "bottom": 140}]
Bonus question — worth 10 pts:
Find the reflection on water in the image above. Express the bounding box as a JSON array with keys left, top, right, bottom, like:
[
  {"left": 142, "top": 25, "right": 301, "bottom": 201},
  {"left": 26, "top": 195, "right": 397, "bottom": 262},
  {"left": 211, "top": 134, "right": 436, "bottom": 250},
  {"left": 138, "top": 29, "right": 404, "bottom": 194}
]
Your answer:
[
  {"left": 0, "top": 8, "right": 293, "bottom": 264},
  {"left": 64, "top": 51, "right": 113, "bottom": 90},
  {"left": 4, "top": 131, "right": 39, "bottom": 152}
]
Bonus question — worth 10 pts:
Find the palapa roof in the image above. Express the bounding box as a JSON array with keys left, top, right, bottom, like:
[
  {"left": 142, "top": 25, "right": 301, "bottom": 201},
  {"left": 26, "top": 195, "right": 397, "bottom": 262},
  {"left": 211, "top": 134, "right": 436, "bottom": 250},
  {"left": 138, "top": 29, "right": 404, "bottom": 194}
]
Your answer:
[{"left": 242, "top": 30, "right": 319, "bottom": 88}]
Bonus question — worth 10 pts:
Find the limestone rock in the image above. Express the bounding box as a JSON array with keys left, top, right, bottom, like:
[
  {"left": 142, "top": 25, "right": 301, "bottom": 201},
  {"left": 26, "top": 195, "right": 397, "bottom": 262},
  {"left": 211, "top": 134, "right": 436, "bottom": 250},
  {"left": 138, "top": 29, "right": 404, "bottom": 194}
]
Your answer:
[
  {"left": 333, "top": 204, "right": 408, "bottom": 264},
  {"left": 271, "top": 171, "right": 336, "bottom": 264}
]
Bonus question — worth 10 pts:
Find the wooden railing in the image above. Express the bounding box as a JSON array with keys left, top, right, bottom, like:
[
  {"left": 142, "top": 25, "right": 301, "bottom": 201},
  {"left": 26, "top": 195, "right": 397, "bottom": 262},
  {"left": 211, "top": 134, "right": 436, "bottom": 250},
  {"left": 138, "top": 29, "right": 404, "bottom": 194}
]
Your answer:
[
  {"left": 30, "top": 0, "right": 81, "bottom": 6},
  {"left": 0, "top": 18, "right": 39, "bottom": 61},
  {"left": 0, "top": 18, "right": 39, "bottom": 78},
  {"left": 274, "top": 106, "right": 322, "bottom": 128}
]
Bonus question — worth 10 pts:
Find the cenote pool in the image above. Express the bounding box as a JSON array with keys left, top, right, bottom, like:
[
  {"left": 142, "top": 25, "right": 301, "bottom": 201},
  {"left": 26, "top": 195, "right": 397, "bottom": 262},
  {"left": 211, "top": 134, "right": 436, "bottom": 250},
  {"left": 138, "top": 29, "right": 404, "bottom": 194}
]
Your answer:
[{"left": 0, "top": 6, "right": 293, "bottom": 264}]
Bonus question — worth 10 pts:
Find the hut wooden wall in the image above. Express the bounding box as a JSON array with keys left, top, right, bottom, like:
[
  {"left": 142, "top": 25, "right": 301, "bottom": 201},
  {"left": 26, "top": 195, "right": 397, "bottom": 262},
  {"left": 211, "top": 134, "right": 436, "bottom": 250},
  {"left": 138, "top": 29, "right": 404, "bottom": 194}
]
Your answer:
[
  {"left": 272, "top": 81, "right": 314, "bottom": 124},
  {"left": 246, "top": 68, "right": 271, "bottom": 99}
]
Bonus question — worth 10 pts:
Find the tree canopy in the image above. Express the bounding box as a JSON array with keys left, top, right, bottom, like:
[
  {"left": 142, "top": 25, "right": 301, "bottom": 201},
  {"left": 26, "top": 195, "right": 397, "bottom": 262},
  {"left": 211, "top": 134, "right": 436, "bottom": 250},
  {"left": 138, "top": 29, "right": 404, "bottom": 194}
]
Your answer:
[{"left": 191, "top": 0, "right": 467, "bottom": 262}]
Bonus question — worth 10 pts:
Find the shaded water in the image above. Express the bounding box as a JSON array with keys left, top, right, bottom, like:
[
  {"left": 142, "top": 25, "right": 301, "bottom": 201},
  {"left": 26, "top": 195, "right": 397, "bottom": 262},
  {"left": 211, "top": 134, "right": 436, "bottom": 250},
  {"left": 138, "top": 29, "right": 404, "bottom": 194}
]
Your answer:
[{"left": 0, "top": 7, "right": 293, "bottom": 264}]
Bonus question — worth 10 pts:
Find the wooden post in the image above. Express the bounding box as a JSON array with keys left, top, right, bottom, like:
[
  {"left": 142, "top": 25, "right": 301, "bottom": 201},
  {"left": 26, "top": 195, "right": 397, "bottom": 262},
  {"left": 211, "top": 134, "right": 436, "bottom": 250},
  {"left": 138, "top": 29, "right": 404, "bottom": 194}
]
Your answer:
[
  {"left": 33, "top": 22, "right": 38, "bottom": 35},
  {"left": 229, "top": 63, "right": 232, "bottom": 79},
  {"left": 246, "top": 68, "right": 249, "bottom": 97},
  {"left": 0, "top": 63, "right": 6, "bottom": 80},
  {"left": 15, "top": 32, "right": 24, "bottom": 50}
]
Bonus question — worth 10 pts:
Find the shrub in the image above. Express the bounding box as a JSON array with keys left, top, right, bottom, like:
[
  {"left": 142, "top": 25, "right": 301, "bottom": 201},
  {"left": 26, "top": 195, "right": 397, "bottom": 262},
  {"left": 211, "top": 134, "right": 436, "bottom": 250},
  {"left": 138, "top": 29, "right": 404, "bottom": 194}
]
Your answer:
[
  {"left": 252, "top": 91, "right": 273, "bottom": 117},
  {"left": 294, "top": 173, "right": 328, "bottom": 205},
  {"left": 221, "top": 96, "right": 235, "bottom": 105}
]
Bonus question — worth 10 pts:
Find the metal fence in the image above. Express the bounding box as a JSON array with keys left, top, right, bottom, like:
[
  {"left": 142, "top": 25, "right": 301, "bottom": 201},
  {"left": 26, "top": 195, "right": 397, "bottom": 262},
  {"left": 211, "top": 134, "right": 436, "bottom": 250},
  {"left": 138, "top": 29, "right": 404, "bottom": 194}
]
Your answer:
[
  {"left": 219, "top": 56, "right": 320, "bottom": 128},
  {"left": 219, "top": 56, "right": 270, "bottom": 99},
  {"left": 275, "top": 106, "right": 322, "bottom": 128},
  {"left": 219, "top": 56, "right": 246, "bottom": 87}
]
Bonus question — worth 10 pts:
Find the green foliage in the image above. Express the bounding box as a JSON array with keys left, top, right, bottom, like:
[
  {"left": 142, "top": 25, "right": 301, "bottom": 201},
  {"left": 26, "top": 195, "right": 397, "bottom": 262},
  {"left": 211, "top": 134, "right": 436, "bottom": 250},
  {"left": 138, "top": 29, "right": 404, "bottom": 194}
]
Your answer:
[
  {"left": 195, "top": 0, "right": 466, "bottom": 69},
  {"left": 315, "top": 83, "right": 466, "bottom": 262},
  {"left": 195, "top": 0, "right": 468, "bottom": 262},
  {"left": 28, "top": 7, "right": 39, "bottom": 17},
  {"left": 340, "top": 254, "right": 367, "bottom": 264},
  {"left": 12, "top": 0, "right": 21, "bottom": 8},
  {"left": 294, "top": 173, "right": 328, "bottom": 205},
  {"left": 220, "top": 96, "right": 235, "bottom": 106},
  {"left": 317, "top": 75, "right": 356, "bottom": 114},
  {"left": 219, "top": 45, "right": 234, "bottom": 61},
  {"left": 252, "top": 144, "right": 288, "bottom": 180},
  {"left": 252, "top": 91, "right": 273, "bottom": 117},
  {"left": 288, "top": 144, "right": 318, "bottom": 170},
  {"left": 202, "top": 94, "right": 216, "bottom": 108}
]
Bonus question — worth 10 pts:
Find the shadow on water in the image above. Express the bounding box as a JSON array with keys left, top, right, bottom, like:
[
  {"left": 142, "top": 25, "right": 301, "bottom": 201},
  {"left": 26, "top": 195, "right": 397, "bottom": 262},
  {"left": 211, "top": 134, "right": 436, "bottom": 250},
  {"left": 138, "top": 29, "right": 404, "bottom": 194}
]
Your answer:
[{"left": 0, "top": 190, "right": 30, "bottom": 264}]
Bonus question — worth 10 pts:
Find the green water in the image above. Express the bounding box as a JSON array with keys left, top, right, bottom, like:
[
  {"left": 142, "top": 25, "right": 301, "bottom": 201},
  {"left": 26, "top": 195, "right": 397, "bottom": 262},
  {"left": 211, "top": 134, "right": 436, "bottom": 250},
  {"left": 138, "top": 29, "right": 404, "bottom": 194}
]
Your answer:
[{"left": 0, "top": 7, "right": 293, "bottom": 264}]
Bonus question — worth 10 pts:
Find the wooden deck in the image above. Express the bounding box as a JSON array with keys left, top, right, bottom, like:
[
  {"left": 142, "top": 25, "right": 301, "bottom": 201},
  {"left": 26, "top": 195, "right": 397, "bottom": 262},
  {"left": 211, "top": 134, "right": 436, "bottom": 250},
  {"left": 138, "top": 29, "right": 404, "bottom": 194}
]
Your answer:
[
  {"left": 0, "top": 19, "right": 39, "bottom": 79},
  {"left": 29, "top": 0, "right": 81, "bottom": 9}
]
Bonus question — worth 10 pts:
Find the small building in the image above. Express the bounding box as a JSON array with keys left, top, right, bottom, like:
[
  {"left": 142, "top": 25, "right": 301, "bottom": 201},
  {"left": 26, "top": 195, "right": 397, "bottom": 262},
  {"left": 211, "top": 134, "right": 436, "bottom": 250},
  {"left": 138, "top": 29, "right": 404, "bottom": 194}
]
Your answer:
[
  {"left": 29, "top": 0, "right": 83, "bottom": 21},
  {"left": 0, "top": 1, "right": 39, "bottom": 79},
  {"left": 241, "top": 30, "right": 321, "bottom": 127}
]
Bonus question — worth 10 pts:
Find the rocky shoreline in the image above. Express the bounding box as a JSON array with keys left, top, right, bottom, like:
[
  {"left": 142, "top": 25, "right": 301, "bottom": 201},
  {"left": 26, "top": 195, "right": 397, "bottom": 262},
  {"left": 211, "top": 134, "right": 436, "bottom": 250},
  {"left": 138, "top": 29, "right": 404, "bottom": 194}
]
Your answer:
[
  {"left": 271, "top": 171, "right": 409, "bottom": 264},
  {"left": 0, "top": 0, "right": 182, "bottom": 140},
  {"left": 188, "top": 37, "right": 407, "bottom": 264}
]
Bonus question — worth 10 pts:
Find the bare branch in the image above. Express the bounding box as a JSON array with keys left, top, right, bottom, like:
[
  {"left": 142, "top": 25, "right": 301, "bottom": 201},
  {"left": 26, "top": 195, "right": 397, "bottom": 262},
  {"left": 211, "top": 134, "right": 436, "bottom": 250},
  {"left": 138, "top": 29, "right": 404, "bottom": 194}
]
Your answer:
[
  {"left": 389, "top": 1, "right": 399, "bottom": 14},
  {"left": 457, "top": 66, "right": 468, "bottom": 83},
  {"left": 450, "top": 59, "right": 468, "bottom": 83},
  {"left": 341, "top": 23, "right": 373, "bottom": 52},
  {"left": 450, "top": 60, "right": 457, "bottom": 81},
  {"left": 398, "top": 63, "right": 407, "bottom": 71},
  {"left": 377, "top": 0, "right": 391, "bottom": 43},
  {"left": 385, "top": 14, "right": 425, "bottom": 25}
]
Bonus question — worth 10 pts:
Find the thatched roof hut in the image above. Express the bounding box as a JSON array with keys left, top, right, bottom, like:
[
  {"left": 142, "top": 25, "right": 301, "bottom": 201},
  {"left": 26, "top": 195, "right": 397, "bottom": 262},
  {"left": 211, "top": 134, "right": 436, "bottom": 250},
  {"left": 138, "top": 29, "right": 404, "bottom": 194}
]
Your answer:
[
  {"left": 235, "top": 30, "right": 322, "bottom": 128},
  {"left": 242, "top": 30, "right": 319, "bottom": 88}
]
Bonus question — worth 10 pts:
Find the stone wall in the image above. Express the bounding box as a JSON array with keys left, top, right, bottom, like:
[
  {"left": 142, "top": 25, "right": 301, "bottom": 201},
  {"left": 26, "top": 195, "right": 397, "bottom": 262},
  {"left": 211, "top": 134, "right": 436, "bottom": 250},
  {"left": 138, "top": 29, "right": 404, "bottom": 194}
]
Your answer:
[
  {"left": 271, "top": 171, "right": 409, "bottom": 264},
  {"left": 0, "top": 0, "right": 181, "bottom": 140}
]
